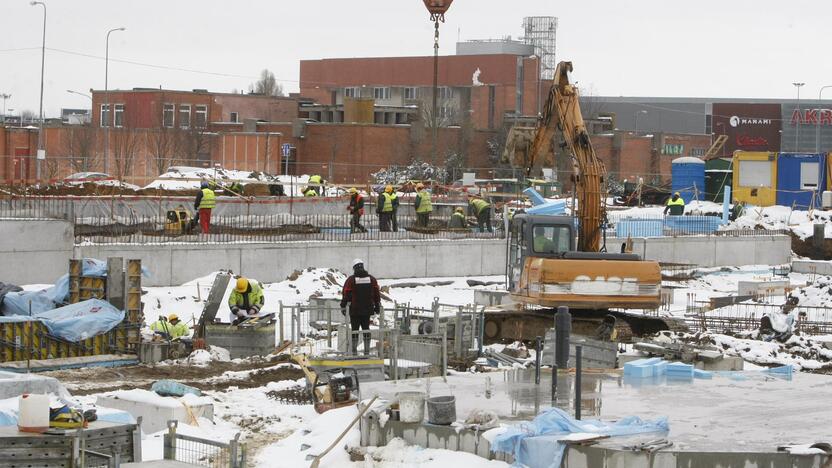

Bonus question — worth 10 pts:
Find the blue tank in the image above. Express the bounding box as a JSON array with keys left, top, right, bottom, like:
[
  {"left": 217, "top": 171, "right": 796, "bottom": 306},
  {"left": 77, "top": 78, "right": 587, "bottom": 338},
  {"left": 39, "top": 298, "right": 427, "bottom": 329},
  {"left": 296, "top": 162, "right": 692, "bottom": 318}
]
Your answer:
[{"left": 671, "top": 157, "right": 706, "bottom": 203}]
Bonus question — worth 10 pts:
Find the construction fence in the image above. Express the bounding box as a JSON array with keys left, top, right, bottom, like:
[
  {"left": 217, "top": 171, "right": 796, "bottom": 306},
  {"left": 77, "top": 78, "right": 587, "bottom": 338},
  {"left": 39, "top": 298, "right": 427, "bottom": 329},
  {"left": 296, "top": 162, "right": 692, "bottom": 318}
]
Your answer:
[
  {"left": 280, "top": 300, "right": 485, "bottom": 379},
  {"left": 685, "top": 299, "right": 832, "bottom": 336}
]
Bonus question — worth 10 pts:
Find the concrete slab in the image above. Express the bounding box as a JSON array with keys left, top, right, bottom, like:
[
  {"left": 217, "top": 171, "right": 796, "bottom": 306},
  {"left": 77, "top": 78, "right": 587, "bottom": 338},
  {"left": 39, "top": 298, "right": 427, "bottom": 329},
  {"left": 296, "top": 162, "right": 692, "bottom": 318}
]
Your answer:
[
  {"left": 361, "top": 368, "right": 832, "bottom": 452},
  {"left": 793, "top": 259, "right": 832, "bottom": 275},
  {"left": 97, "top": 391, "right": 214, "bottom": 434},
  {"left": 0, "top": 371, "right": 69, "bottom": 399}
]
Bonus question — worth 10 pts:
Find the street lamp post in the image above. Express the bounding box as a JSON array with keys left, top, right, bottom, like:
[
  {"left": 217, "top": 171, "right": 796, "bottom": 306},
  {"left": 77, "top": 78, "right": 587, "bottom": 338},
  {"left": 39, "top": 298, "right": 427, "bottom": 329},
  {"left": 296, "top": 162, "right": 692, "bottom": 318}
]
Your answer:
[
  {"left": 793, "top": 82, "right": 805, "bottom": 152},
  {"left": 30, "top": 1, "right": 46, "bottom": 181},
  {"left": 421, "top": 0, "right": 453, "bottom": 168},
  {"left": 66, "top": 89, "right": 92, "bottom": 101},
  {"left": 634, "top": 110, "right": 647, "bottom": 134},
  {"left": 816, "top": 86, "right": 832, "bottom": 153},
  {"left": 104, "top": 27, "right": 126, "bottom": 174},
  {"left": 0, "top": 94, "right": 10, "bottom": 123}
]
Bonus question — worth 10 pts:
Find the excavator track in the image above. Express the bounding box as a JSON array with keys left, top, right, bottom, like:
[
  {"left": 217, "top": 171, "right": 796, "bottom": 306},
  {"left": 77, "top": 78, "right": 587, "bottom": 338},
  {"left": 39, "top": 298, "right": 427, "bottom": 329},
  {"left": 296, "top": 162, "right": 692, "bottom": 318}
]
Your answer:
[{"left": 482, "top": 307, "right": 688, "bottom": 344}]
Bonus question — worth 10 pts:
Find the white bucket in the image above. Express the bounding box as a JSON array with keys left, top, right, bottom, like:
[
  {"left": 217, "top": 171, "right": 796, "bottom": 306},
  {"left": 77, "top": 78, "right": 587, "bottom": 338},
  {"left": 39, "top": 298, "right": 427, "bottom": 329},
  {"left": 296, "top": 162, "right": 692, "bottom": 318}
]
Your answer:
[
  {"left": 18, "top": 394, "right": 50, "bottom": 433},
  {"left": 396, "top": 391, "right": 425, "bottom": 423}
]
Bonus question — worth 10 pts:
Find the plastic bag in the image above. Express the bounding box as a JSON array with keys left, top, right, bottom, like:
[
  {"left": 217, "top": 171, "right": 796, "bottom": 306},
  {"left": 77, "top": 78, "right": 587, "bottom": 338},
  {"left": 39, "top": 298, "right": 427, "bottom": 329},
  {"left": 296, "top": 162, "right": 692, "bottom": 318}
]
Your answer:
[{"left": 34, "top": 299, "right": 125, "bottom": 342}]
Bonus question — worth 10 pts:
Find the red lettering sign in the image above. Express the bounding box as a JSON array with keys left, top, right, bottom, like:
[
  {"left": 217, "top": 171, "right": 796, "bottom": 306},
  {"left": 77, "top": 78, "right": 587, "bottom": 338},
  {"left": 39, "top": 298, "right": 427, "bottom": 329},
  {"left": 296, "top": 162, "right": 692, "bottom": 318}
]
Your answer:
[
  {"left": 791, "top": 109, "right": 802, "bottom": 125},
  {"left": 736, "top": 135, "right": 769, "bottom": 148},
  {"left": 791, "top": 108, "right": 832, "bottom": 126}
]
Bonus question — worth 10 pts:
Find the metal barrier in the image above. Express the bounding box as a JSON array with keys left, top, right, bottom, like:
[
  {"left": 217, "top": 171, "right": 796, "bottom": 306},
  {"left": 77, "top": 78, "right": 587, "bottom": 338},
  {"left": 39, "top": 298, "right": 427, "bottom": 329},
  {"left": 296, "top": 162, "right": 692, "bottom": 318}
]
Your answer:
[
  {"left": 164, "top": 420, "right": 246, "bottom": 468},
  {"left": 685, "top": 300, "right": 832, "bottom": 336}
]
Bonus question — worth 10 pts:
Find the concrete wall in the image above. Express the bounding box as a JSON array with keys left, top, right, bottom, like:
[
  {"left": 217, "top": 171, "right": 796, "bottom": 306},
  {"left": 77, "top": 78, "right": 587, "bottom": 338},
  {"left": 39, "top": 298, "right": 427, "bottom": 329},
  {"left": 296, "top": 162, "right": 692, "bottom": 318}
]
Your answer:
[
  {"left": 76, "top": 239, "right": 508, "bottom": 286},
  {"left": 0, "top": 219, "right": 73, "bottom": 285},
  {"left": 792, "top": 259, "right": 832, "bottom": 275},
  {"left": 614, "top": 235, "right": 792, "bottom": 267}
]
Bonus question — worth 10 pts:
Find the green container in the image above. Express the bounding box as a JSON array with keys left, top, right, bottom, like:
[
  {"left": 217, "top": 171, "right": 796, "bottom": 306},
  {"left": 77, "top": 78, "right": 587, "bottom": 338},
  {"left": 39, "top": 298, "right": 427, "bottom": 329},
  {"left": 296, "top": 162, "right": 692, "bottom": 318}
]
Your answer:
[{"left": 705, "top": 158, "right": 733, "bottom": 202}]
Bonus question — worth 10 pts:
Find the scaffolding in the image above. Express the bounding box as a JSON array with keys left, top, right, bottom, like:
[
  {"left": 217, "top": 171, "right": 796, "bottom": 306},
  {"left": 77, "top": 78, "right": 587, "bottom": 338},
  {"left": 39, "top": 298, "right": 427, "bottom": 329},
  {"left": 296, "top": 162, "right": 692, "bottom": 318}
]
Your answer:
[{"left": 522, "top": 16, "right": 558, "bottom": 80}]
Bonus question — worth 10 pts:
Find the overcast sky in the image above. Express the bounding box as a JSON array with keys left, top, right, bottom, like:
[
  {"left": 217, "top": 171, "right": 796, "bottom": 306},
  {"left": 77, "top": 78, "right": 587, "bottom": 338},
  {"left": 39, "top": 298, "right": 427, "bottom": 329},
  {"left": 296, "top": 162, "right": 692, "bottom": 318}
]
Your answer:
[{"left": 1, "top": 0, "right": 830, "bottom": 117}]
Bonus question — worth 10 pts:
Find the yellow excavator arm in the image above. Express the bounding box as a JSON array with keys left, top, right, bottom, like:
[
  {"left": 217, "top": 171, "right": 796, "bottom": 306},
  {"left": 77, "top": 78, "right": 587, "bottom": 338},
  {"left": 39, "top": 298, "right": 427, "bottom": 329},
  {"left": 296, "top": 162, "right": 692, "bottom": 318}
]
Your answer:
[{"left": 525, "top": 61, "right": 607, "bottom": 252}]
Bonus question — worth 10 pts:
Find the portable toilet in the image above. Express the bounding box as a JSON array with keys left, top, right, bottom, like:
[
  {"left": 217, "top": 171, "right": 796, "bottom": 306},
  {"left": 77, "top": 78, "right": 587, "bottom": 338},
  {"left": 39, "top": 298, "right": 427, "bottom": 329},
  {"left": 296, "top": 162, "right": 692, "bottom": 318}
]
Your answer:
[
  {"left": 705, "top": 157, "right": 733, "bottom": 202},
  {"left": 732, "top": 151, "right": 777, "bottom": 206},
  {"left": 671, "top": 157, "right": 705, "bottom": 203},
  {"left": 776, "top": 153, "right": 828, "bottom": 209}
]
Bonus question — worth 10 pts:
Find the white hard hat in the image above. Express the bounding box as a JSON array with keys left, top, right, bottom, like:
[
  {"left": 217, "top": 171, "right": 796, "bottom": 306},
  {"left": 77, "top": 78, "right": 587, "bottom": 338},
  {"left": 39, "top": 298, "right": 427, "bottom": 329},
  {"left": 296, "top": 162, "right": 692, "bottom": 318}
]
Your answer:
[{"left": 352, "top": 258, "right": 364, "bottom": 268}]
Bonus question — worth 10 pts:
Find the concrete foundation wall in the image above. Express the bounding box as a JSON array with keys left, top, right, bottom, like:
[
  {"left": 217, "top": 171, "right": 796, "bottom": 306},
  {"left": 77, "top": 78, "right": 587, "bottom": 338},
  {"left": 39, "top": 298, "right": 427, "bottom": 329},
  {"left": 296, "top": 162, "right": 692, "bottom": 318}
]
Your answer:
[
  {"left": 0, "top": 219, "right": 73, "bottom": 285},
  {"left": 793, "top": 260, "right": 832, "bottom": 275},
  {"left": 76, "top": 239, "right": 508, "bottom": 286},
  {"left": 613, "top": 235, "right": 792, "bottom": 267}
]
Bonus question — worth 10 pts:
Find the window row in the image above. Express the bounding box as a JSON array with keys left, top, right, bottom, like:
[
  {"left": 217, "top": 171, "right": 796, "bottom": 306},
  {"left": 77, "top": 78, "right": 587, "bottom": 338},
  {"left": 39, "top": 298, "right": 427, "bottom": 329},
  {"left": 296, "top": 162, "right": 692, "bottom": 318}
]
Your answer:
[
  {"left": 162, "top": 104, "right": 208, "bottom": 129},
  {"left": 343, "top": 86, "right": 453, "bottom": 101}
]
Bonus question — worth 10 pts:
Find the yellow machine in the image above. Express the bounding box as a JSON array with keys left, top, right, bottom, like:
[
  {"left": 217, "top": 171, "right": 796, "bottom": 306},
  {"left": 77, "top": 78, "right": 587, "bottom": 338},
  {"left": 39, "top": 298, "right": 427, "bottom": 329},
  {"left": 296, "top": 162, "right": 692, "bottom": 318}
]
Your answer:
[
  {"left": 289, "top": 354, "right": 360, "bottom": 414},
  {"left": 488, "top": 61, "right": 680, "bottom": 342},
  {"left": 165, "top": 206, "right": 192, "bottom": 235}
]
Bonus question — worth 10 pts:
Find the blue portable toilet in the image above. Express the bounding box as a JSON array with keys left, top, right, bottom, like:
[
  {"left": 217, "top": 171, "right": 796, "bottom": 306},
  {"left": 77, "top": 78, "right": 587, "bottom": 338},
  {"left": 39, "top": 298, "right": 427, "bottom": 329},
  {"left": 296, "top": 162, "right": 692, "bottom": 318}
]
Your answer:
[
  {"left": 776, "top": 153, "right": 827, "bottom": 209},
  {"left": 671, "top": 157, "right": 706, "bottom": 203}
]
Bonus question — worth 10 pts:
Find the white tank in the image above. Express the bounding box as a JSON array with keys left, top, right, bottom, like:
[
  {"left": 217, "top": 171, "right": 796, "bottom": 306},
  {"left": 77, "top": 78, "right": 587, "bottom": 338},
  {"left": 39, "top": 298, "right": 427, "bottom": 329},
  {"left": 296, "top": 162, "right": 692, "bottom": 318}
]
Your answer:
[
  {"left": 822, "top": 191, "right": 832, "bottom": 209},
  {"left": 18, "top": 394, "right": 50, "bottom": 433}
]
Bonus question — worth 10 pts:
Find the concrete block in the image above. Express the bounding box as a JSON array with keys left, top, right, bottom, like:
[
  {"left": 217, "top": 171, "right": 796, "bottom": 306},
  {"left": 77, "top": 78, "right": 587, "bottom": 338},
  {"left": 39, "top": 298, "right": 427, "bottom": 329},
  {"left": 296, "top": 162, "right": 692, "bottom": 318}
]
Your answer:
[
  {"left": 623, "top": 358, "right": 663, "bottom": 377},
  {"left": 0, "top": 371, "right": 69, "bottom": 399},
  {"left": 96, "top": 392, "right": 213, "bottom": 434},
  {"left": 738, "top": 279, "right": 790, "bottom": 296},
  {"left": 204, "top": 323, "right": 276, "bottom": 359},
  {"left": 666, "top": 362, "right": 694, "bottom": 377},
  {"left": 792, "top": 259, "right": 832, "bottom": 275}
]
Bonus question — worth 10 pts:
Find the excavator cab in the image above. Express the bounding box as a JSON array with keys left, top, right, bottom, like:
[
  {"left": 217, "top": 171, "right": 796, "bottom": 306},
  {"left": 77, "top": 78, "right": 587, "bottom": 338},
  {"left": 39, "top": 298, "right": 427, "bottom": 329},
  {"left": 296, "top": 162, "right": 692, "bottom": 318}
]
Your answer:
[{"left": 507, "top": 214, "right": 575, "bottom": 291}]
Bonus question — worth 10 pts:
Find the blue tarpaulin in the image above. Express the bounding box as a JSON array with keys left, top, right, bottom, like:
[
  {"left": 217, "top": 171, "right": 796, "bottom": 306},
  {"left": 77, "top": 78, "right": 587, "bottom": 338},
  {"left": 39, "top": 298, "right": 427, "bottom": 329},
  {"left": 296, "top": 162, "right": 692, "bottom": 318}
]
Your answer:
[
  {"left": 491, "top": 408, "right": 669, "bottom": 468},
  {"left": 0, "top": 299, "right": 124, "bottom": 342}
]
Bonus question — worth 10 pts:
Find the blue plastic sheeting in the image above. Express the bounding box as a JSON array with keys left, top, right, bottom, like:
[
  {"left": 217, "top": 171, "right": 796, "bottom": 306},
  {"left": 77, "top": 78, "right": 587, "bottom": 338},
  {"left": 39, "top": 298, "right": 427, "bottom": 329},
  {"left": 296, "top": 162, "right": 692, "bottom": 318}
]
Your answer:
[
  {"left": 34, "top": 299, "right": 125, "bottom": 342},
  {"left": 523, "top": 188, "right": 548, "bottom": 206},
  {"left": 151, "top": 380, "right": 202, "bottom": 397},
  {"left": 616, "top": 219, "right": 663, "bottom": 237},
  {"left": 526, "top": 200, "right": 567, "bottom": 216},
  {"left": 491, "top": 407, "right": 669, "bottom": 468},
  {"left": 663, "top": 215, "right": 722, "bottom": 234}
]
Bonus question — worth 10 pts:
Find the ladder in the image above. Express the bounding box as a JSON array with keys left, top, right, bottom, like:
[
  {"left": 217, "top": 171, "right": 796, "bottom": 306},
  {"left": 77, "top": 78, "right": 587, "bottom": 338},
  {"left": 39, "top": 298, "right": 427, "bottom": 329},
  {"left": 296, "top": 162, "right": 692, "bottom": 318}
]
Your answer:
[{"left": 704, "top": 134, "right": 729, "bottom": 160}]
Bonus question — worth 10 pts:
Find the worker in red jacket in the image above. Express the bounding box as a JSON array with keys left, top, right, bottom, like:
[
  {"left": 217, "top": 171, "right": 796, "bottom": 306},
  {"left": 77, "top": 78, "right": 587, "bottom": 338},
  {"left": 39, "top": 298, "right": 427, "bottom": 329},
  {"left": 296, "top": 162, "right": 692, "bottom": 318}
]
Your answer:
[
  {"left": 347, "top": 188, "right": 367, "bottom": 233},
  {"left": 340, "top": 259, "right": 380, "bottom": 355}
]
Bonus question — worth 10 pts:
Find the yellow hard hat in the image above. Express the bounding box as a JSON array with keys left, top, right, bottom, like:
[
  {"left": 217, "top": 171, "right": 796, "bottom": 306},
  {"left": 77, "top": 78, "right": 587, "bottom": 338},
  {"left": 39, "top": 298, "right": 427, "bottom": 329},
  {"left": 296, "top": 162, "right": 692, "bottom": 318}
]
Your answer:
[
  {"left": 168, "top": 314, "right": 179, "bottom": 322},
  {"left": 385, "top": 185, "right": 393, "bottom": 193},
  {"left": 349, "top": 187, "right": 358, "bottom": 194},
  {"left": 455, "top": 207, "right": 464, "bottom": 213},
  {"left": 416, "top": 182, "right": 424, "bottom": 189},
  {"left": 674, "top": 192, "right": 681, "bottom": 196},
  {"left": 235, "top": 277, "right": 249, "bottom": 293}
]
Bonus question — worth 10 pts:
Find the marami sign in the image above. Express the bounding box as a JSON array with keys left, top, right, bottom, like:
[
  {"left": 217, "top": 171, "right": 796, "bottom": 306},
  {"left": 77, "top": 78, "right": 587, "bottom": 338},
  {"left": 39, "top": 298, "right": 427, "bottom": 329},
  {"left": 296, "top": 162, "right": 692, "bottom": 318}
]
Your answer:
[
  {"left": 729, "top": 115, "right": 774, "bottom": 127},
  {"left": 790, "top": 108, "right": 832, "bottom": 126}
]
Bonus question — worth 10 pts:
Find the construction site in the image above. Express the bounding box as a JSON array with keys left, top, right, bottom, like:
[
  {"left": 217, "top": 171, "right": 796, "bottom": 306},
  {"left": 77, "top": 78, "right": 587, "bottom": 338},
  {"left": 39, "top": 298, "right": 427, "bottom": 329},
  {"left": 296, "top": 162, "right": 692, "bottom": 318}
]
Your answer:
[{"left": 2, "top": 2, "right": 832, "bottom": 468}]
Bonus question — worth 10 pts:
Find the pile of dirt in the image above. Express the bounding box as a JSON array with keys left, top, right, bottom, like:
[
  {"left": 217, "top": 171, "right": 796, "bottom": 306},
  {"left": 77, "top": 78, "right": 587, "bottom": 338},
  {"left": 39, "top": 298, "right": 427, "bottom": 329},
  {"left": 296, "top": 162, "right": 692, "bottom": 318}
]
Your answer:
[{"left": 790, "top": 232, "right": 832, "bottom": 260}]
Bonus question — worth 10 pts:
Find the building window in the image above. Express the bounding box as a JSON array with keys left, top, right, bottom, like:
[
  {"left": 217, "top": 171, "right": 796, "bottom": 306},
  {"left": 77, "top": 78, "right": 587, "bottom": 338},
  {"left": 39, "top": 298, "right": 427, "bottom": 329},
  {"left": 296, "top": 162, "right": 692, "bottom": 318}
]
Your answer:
[
  {"left": 404, "top": 87, "right": 418, "bottom": 100},
  {"left": 439, "top": 106, "right": 454, "bottom": 122},
  {"left": 100, "top": 104, "right": 110, "bottom": 127},
  {"left": 195, "top": 105, "right": 207, "bottom": 128},
  {"left": 662, "top": 144, "right": 684, "bottom": 155},
  {"left": 704, "top": 114, "right": 713, "bottom": 134},
  {"left": 114, "top": 104, "right": 124, "bottom": 128},
  {"left": 690, "top": 148, "right": 706, "bottom": 157},
  {"left": 344, "top": 87, "right": 360, "bottom": 98},
  {"left": 373, "top": 87, "right": 391, "bottom": 100},
  {"left": 163, "top": 104, "right": 175, "bottom": 128},
  {"left": 230, "top": 111, "right": 239, "bottom": 123},
  {"left": 179, "top": 104, "right": 191, "bottom": 129},
  {"left": 439, "top": 87, "right": 453, "bottom": 100},
  {"left": 738, "top": 160, "right": 772, "bottom": 188},
  {"left": 801, "top": 162, "right": 820, "bottom": 189}
]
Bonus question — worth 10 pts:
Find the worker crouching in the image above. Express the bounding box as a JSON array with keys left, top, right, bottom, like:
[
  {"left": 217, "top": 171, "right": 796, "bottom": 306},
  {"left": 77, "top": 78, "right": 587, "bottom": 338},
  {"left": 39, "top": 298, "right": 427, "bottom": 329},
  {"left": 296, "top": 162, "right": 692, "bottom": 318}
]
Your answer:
[
  {"left": 150, "top": 314, "right": 189, "bottom": 340},
  {"left": 228, "top": 277, "right": 265, "bottom": 325},
  {"left": 340, "top": 259, "right": 380, "bottom": 355}
]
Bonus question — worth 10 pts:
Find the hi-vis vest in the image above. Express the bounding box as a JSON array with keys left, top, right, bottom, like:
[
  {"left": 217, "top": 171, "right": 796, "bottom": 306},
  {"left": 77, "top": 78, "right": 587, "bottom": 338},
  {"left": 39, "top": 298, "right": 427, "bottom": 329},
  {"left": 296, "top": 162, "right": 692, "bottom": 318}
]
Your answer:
[
  {"left": 309, "top": 175, "right": 322, "bottom": 184},
  {"left": 198, "top": 188, "right": 216, "bottom": 209},
  {"left": 470, "top": 198, "right": 490, "bottom": 215},
  {"left": 416, "top": 191, "right": 432, "bottom": 213},
  {"left": 381, "top": 193, "right": 394, "bottom": 212}
]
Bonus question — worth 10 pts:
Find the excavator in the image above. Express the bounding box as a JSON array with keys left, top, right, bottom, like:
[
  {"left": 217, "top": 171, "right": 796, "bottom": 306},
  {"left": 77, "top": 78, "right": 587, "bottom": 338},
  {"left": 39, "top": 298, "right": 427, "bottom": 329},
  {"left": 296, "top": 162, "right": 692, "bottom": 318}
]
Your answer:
[{"left": 486, "top": 61, "right": 686, "bottom": 342}]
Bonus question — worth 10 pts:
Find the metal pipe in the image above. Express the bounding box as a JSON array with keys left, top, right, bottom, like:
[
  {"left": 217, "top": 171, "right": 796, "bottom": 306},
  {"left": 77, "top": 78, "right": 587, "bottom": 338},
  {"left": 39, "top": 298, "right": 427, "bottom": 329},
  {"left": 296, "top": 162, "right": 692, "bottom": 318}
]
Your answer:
[
  {"left": 575, "top": 345, "right": 582, "bottom": 420},
  {"left": 104, "top": 27, "right": 126, "bottom": 175},
  {"left": 534, "top": 336, "right": 542, "bottom": 384},
  {"left": 555, "top": 306, "right": 571, "bottom": 368},
  {"left": 816, "top": 86, "right": 832, "bottom": 153}
]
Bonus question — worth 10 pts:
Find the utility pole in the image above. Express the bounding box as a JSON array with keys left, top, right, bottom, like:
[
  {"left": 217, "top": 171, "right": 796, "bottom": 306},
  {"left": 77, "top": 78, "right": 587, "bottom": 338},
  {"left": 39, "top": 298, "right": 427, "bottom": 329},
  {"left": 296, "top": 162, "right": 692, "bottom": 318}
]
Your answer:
[
  {"left": 104, "top": 27, "right": 126, "bottom": 174},
  {"left": 31, "top": 1, "right": 46, "bottom": 181},
  {"left": 0, "top": 94, "right": 9, "bottom": 123},
  {"left": 793, "top": 82, "right": 805, "bottom": 152}
]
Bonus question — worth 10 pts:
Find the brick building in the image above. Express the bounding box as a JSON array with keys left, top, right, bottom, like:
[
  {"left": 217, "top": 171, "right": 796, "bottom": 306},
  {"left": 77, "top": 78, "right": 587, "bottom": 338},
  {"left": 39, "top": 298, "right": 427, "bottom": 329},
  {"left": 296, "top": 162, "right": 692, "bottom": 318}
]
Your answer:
[
  {"left": 90, "top": 88, "right": 299, "bottom": 129},
  {"left": 299, "top": 53, "right": 541, "bottom": 131}
]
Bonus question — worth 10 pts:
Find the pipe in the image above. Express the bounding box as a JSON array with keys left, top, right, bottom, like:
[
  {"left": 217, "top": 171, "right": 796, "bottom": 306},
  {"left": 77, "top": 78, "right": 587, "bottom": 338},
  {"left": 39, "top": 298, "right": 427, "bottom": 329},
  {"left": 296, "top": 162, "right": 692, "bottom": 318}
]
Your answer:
[{"left": 575, "top": 345, "right": 582, "bottom": 420}]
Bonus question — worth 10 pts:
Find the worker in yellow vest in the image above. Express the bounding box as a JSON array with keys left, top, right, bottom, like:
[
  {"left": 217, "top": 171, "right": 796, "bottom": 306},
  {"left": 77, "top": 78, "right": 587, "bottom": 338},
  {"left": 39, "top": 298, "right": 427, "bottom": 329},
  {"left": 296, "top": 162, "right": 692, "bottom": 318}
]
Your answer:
[
  {"left": 414, "top": 183, "right": 432, "bottom": 228},
  {"left": 377, "top": 185, "right": 397, "bottom": 232},
  {"left": 309, "top": 174, "right": 324, "bottom": 195},
  {"left": 468, "top": 194, "right": 493, "bottom": 233},
  {"left": 389, "top": 185, "right": 399, "bottom": 232},
  {"left": 194, "top": 181, "right": 216, "bottom": 234},
  {"left": 304, "top": 187, "right": 317, "bottom": 197},
  {"left": 448, "top": 207, "right": 467, "bottom": 229},
  {"left": 664, "top": 192, "right": 685, "bottom": 216}
]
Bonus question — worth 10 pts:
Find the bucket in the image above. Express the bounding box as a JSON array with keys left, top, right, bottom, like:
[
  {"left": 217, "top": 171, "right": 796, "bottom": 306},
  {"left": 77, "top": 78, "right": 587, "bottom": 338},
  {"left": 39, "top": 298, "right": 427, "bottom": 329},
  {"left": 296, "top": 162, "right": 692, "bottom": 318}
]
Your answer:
[
  {"left": 396, "top": 391, "right": 425, "bottom": 423},
  {"left": 18, "top": 394, "right": 50, "bottom": 433},
  {"left": 426, "top": 395, "right": 456, "bottom": 425}
]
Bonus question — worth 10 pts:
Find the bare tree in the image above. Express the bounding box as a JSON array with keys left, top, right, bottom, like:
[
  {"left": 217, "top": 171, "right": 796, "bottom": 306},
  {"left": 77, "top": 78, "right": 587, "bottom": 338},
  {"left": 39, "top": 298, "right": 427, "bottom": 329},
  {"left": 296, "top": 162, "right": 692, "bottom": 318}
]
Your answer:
[
  {"left": 179, "top": 125, "right": 215, "bottom": 167},
  {"left": 249, "top": 69, "right": 284, "bottom": 97},
  {"left": 111, "top": 126, "right": 140, "bottom": 181},
  {"left": 148, "top": 125, "right": 183, "bottom": 175},
  {"left": 61, "top": 124, "right": 99, "bottom": 172}
]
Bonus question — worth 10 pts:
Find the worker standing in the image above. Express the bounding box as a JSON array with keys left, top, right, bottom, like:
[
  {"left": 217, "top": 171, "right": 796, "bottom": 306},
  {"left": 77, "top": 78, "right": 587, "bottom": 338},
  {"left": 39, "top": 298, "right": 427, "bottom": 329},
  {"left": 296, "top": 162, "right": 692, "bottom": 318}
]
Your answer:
[
  {"left": 389, "top": 185, "right": 400, "bottom": 232},
  {"left": 150, "top": 314, "right": 189, "bottom": 340},
  {"left": 228, "top": 277, "right": 265, "bottom": 325},
  {"left": 469, "top": 195, "right": 493, "bottom": 233},
  {"left": 194, "top": 181, "right": 216, "bottom": 234},
  {"left": 448, "top": 206, "right": 467, "bottom": 229},
  {"left": 663, "top": 192, "right": 685, "bottom": 216},
  {"left": 308, "top": 174, "right": 324, "bottom": 195},
  {"left": 347, "top": 188, "right": 367, "bottom": 233},
  {"left": 414, "top": 182, "right": 432, "bottom": 228},
  {"left": 377, "top": 185, "right": 395, "bottom": 232},
  {"left": 340, "top": 259, "right": 380, "bottom": 355}
]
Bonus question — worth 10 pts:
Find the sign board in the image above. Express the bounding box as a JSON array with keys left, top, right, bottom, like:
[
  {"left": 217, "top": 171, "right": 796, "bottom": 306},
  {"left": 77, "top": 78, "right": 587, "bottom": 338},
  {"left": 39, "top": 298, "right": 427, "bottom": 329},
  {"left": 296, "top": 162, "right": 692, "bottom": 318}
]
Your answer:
[
  {"left": 281, "top": 143, "right": 292, "bottom": 157},
  {"left": 462, "top": 172, "right": 476, "bottom": 186},
  {"left": 713, "top": 103, "right": 781, "bottom": 153},
  {"left": 36, "top": 149, "right": 46, "bottom": 160}
]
